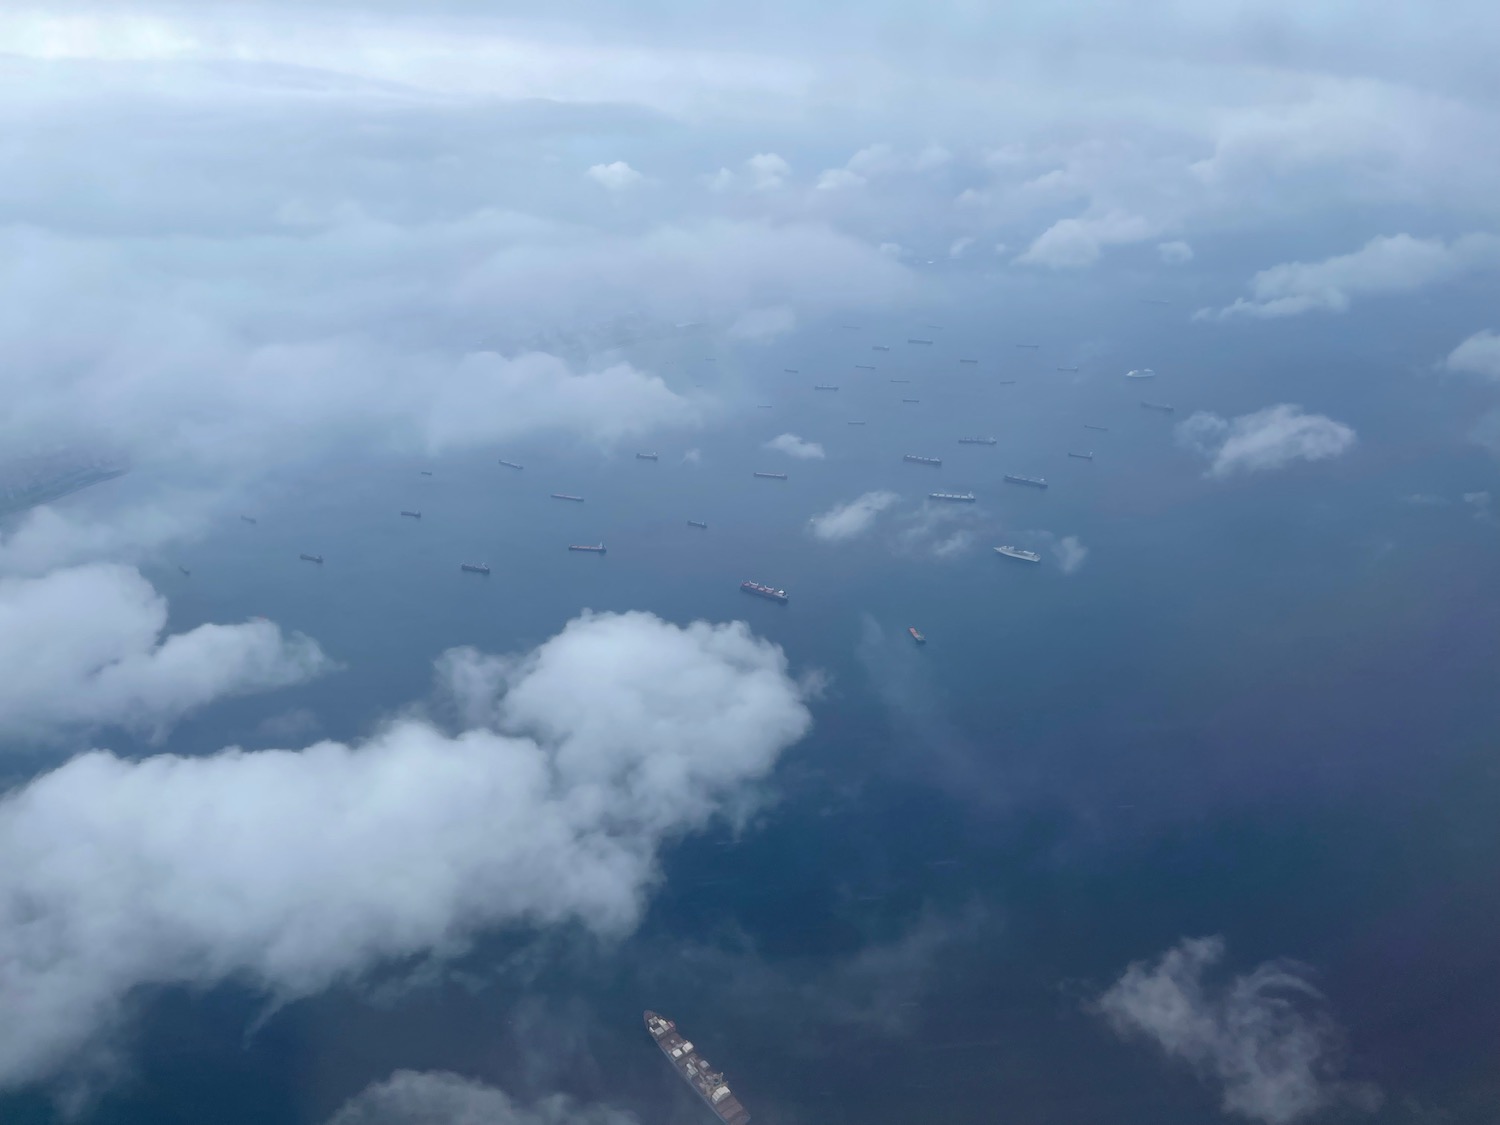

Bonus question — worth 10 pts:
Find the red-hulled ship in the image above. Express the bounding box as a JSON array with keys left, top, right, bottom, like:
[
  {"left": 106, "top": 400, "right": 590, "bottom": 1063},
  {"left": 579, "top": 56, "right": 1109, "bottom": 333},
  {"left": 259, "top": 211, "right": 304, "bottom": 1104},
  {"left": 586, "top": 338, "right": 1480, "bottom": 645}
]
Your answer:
[{"left": 644, "top": 1011, "right": 751, "bottom": 1125}]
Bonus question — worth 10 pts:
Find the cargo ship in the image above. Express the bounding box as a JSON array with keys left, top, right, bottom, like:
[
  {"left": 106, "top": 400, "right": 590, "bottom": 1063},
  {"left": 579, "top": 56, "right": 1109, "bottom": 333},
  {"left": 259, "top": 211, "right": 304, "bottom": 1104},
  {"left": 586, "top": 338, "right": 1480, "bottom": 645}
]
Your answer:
[
  {"left": 995, "top": 545, "right": 1041, "bottom": 563},
  {"left": 636, "top": 452, "right": 659, "bottom": 461},
  {"left": 855, "top": 364, "right": 876, "bottom": 370},
  {"left": 644, "top": 1011, "right": 751, "bottom": 1125},
  {"left": 420, "top": 470, "right": 433, "bottom": 476},
  {"left": 783, "top": 368, "right": 799, "bottom": 373},
  {"left": 299, "top": 553, "right": 323, "bottom": 564},
  {"left": 1057, "top": 365, "right": 1080, "bottom": 373},
  {"left": 498, "top": 459, "right": 524, "bottom": 470},
  {"left": 908, "top": 626, "right": 926, "bottom": 645},
  {"left": 551, "top": 493, "right": 585, "bottom": 501},
  {"left": 908, "top": 338, "right": 934, "bottom": 345},
  {"left": 178, "top": 566, "right": 191, "bottom": 577},
  {"left": 873, "top": 345, "right": 891, "bottom": 351},
  {"left": 753, "top": 471, "right": 788, "bottom": 480},
  {"left": 997, "top": 379, "right": 1017, "bottom": 385},
  {"left": 814, "top": 384, "right": 839, "bottom": 391},
  {"left": 1125, "top": 368, "right": 1156, "bottom": 379},
  {"left": 400, "top": 510, "right": 422, "bottom": 518},
  {"left": 1067, "top": 452, "right": 1094, "bottom": 460},
  {"left": 904, "top": 454, "right": 942, "bottom": 466},
  {"left": 929, "top": 491, "right": 976, "bottom": 502},
  {"left": 1014, "top": 343, "right": 1040, "bottom": 349},
  {"left": 1084, "top": 424, "right": 1109, "bottom": 432},
  {"left": 688, "top": 520, "right": 708, "bottom": 529},
  {"left": 958, "top": 437, "right": 997, "bottom": 445},
  {"left": 847, "top": 420, "right": 867, "bottom": 425},
  {"left": 890, "top": 379, "right": 911, "bottom": 384},
  {"left": 740, "top": 581, "right": 788, "bottom": 604},
  {"left": 959, "top": 358, "right": 978, "bottom": 364},
  {"left": 1140, "top": 401, "right": 1175, "bottom": 412},
  {"left": 569, "top": 543, "right": 607, "bottom": 553},
  {"left": 460, "top": 562, "right": 490, "bottom": 574},
  {"left": 241, "top": 515, "right": 257, "bottom": 524},
  {"left": 902, "top": 398, "right": 921, "bottom": 404},
  {"left": 1004, "top": 474, "right": 1048, "bottom": 489}
]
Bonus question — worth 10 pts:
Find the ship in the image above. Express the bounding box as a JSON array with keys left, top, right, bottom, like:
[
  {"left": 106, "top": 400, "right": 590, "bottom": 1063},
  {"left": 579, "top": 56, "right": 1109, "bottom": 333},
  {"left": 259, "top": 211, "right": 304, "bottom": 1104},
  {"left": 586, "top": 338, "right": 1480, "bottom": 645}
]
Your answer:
[
  {"left": 400, "top": 510, "right": 422, "bottom": 518},
  {"left": 240, "top": 515, "right": 257, "bottom": 524},
  {"left": 902, "top": 398, "right": 920, "bottom": 403},
  {"left": 645, "top": 1011, "right": 751, "bottom": 1125},
  {"left": 855, "top": 364, "right": 876, "bottom": 370},
  {"left": 924, "top": 323, "right": 943, "bottom": 329},
  {"left": 569, "top": 543, "right": 607, "bottom": 553},
  {"left": 903, "top": 454, "right": 942, "bottom": 466},
  {"left": 178, "top": 566, "right": 191, "bottom": 577},
  {"left": 1004, "top": 474, "right": 1048, "bottom": 488},
  {"left": 637, "top": 452, "right": 659, "bottom": 461},
  {"left": 842, "top": 324, "right": 862, "bottom": 329},
  {"left": 1068, "top": 451, "right": 1094, "bottom": 460},
  {"left": 460, "top": 562, "right": 491, "bottom": 574},
  {"left": 873, "top": 345, "right": 891, "bottom": 351},
  {"left": 498, "top": 459, "right": 524, "bottom": 470},
  {"left": 847, "top": 420, "right": 867, "bottom": 425},
  {"left": 299, "top": 553, "right": 323, "bottom": 564},
  {"left": 551, "top": 493, "right": 585, "bottom": 501},
  {"left": 740, "top": 581, "right": 788, "bottom": 604},
  {"left": 997, "top": 379, "right": 1017, "bottom": 385},
  {"left": 783, "top": 368, "right": 799, "bottom": 373},
  {"left": 959, "top": 358, "right": 978, "bottom": 364},
  {"left": 907, "top": 338, "right": 934, "bottom": 345},
  {"left": 929, "top": 491, "right": 976, "bottom": 502},
  {"left": 420, "top": 470, "right": 433, "bottom": 476},
  {"left": 757, "top": 405, "right": 773, "bottom": 409},
  {"left": 688, "top": 520, "right": 708, "bottom": 529},
  {"left": 753, "top": 471, "right": 788, "bottom": 480},
  {"left": 890, "top": 379, "right": 911, "bottom": 383},
  {"left": 995, "top": 545, "right": 1042, "bottom": 563},
  {"left": 1125, "top": 368, "right": 1156, "bottom": 379},
  {"left": 1083, "top": 424, "right": 1109, "bottom": 432},
  {"left": 1014, "top": 343, "right": 1040, "bottom": 349},
  {"left": 1140, "top": 401, "right": 1175, "bottom": 413},
  {"left": 908, "top": 626, "right": 926, "bottom": 645},
  {"left": 814, "top": 384, "right": 839, "bottom": 391},
  {"left": 957, "top": 437, "right": 997, "bottom": 445},
  {"left": 1057, "top": 366, "right": 1080, "bottom": 372}
]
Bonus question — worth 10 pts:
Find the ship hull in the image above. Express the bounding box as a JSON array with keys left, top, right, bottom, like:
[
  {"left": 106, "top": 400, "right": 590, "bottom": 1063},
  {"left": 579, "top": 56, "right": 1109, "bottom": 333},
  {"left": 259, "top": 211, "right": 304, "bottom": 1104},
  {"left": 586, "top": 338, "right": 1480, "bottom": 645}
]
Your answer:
[{"left": 644, "top": 1011, "right": 751, "bottom": 1125}]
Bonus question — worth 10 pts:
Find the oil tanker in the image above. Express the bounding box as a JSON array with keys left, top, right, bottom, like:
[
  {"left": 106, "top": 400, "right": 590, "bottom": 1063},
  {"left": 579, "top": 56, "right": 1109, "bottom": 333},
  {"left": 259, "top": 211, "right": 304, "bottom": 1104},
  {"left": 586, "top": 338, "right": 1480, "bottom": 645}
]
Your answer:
[{"left": 645, "top": 1011, "right": 751, "bottom": 1125}]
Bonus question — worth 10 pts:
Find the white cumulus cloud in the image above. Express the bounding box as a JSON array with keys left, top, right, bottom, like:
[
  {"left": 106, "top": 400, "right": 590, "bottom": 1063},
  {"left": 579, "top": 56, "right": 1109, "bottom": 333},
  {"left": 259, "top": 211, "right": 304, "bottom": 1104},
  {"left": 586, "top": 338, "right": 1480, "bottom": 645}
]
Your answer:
[
  {"left": 584, "top": 161, "right": 643, "bottom": 190},
  {"left": 728, "top": 305, "right": 796, "bottom": 341},
  {"left": 0, "top": 610, "right": 812, "bottom": 1088},
  {"left": 0, "top": 564, "right": 330, "bottom": 741},
  {"left": 1178, "top": 405, "right": 1356, "bottom": 478},
  {"left": 325, "top": 1070, "right": 636, "bottom": 1125},
  {"left": 816, "top": 168, "right": 867, "bottom": 191},
  {"left": 1016, "top": 211, "right": 1156, "bottom": 269},
  {"left": 809, "top": 491, "right": 898, "bottom": 542},
  {"left": 745, "top": 152, "right": 791, "bottom": 191},
  {"left": 1095, "top": 936, "right": 1381, "bottom": 1125},
  {"left": 1444, "top": 329, "right": 1500, "bottom": 381},
  {"left": 765, "top": 433, "right": 825, "bottom": 460}
]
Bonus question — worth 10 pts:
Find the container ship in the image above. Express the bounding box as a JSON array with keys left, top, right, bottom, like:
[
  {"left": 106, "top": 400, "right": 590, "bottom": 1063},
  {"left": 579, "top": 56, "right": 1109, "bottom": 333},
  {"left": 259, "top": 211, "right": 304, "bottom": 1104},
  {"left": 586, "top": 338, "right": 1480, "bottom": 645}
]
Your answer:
[
  {"left": 498, "top": 459, "right": 524, "bottom": 470},
  {"left": 460, "top": 562, "right": 490, "bottom": 574},
  {"left": 1004, "top": 474, "right": 1048, "bottom": 488},
  {"left": 753, "top": 471, "right": 788, "bottom": 480},
  {"left": 400, "top": 510, "right": 422, "bottom": 518},
  {"left": 957, "top": 437, "right": 997, "bottom": 445},
  {"left": 644, "top": 1011, "right": 751, "bottom": 1125},
  {"left": 908, "top": 626, "right": 926, "bottom": 645},
  {"left": 740, "top": 581, "right": 788, "bottom": 604},
  {"left": 551, "top": 493, "right": 585, "bottom": 501},
  {"left": 907, "top": 337, "right": 934, "bottom": 345},
  {"left": 1068, "top": 452, "right": 1094, "bottom": 460},
  {"left": 813, "top": 384, "right": 839, "bottom": 391},
  {"left": 1140, "top": 401, "right": 1175, "bottom": 413},
  {"left": 299, "top": 553, "right": 323, "bottom": 564},
  {"left": 636, "top": 452, "right": 659, "bottom": 461},
  {"left": 995, "top": 545, "right": 1041, "bottom": 563},
  {"left": 929, "top": 491, "right": 976, "bottom": 502},
  {"left": 903, "top": 454, "right": 942, "bottom": 466},
  {"left": 569, "top": 543, "right": 607, "bottom": 553},
  {"left": 688, "top": 520, "right": 708, "bottom": 529}
]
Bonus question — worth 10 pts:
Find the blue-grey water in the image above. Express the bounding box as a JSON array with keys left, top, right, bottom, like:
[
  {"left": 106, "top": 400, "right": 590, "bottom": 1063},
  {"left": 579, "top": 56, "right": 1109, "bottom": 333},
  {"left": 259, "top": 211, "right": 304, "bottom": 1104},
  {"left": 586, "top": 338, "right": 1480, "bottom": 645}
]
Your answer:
[{"left": 6, "top": 281, "right": 1499, "bottom": 1124}]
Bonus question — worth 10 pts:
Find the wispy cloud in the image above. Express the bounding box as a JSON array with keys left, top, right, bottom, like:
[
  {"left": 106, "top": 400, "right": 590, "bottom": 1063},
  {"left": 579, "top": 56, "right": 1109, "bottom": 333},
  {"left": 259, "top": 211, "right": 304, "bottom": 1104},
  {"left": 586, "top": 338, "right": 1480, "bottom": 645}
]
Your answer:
[
  {"left": 1177, "top": 405, "right": 1355, "bottom": 477},
  {"left": 584, "top": 161, "right": 643, "bottom": 190},
  {"left": 809, "top": 491, "right": 898, "bottom": 542},
  {"left": 765, "top": 432, "right": 825, "bottom": 460},
  {"left": 1444, "top": 329, "right": 1500, "bottom": 381},
  {"left": 1094, "top": 936, "right": 1381, "bottom": 1125}
]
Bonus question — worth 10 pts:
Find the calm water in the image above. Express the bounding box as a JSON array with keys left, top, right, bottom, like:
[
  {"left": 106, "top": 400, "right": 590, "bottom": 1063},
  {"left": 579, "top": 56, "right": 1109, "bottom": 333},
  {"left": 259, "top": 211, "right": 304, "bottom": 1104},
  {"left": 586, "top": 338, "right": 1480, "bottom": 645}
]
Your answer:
[{"left": 7, "top": 289, "right": 1499, "bottom": 1124}]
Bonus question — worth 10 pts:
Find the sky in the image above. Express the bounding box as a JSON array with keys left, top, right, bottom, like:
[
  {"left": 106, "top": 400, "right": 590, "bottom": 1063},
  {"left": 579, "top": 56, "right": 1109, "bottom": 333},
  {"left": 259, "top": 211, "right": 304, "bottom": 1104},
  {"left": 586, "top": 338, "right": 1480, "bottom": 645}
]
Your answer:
[{"left": 0, "top": 2, "right": 1498, "bottom": 1123}]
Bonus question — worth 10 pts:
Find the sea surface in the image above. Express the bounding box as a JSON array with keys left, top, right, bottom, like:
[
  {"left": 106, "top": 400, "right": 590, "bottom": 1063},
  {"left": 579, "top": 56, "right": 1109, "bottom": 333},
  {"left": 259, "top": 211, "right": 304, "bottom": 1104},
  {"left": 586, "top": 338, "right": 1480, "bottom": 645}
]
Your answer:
[{"left": 5, "top": 283, "right": 1499, "bottom": 1124}]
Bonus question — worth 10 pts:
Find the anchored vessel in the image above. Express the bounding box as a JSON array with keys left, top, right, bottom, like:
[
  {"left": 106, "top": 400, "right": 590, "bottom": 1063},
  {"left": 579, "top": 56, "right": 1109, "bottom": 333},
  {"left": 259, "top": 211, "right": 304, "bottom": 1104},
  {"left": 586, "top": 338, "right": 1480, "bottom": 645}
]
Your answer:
[
  {"left": 1057, "top": 365, "right": 1080, "bottom": 372},
  {"left": 929, "top": 491, "right": 976, "bottom": 502},
  {"left": 753, "top": 471, "right": 788, "bottom": 480},
  {"left": 873, "top": 345, "right": 891, "bottom": 351},
  {"left": 400, "top": 510, "right": 422, "bottom": 518},
  {"left": 814, "top": 384, "right": 840, "bottom": 391},
  {"left": 959, "top": 358, "right": 979, "bottom": 364},
  {"left": 1125, "top": 368, "right": 1156, "bottom": 379},
  {"left": 420, "top": 470, "right": 433, "bottom": 476},
  {"left": 997, "top": 379, "right": 1017, "bottom": 385},
  {"left": 636, "top": 452, "right": 659, "bottom": 461},
  {"left": 645, "top": 1011, "right": 751, "bottom": 1125},
  {"left": 740, "top": 581, "right": 788, "bottom": 604},
  {"left": 551, "top": 493, "right": 585, "bottom": 501},
  {"left": 847, "top": 420, "right": 867, "bottom": 425},
  {"left": 178, "top": 566, "right": 191, "bottom": 577},
  {"left": 460, "top": 562, "right": 490, "bottom": 574},
  {"left": 908, "top": 626, "right": 926, "bottom": 645},
  {"left": 299, "top": 553, "right": 323, "bottom": 564},
  {"left": 569, "top": 543, "right": 607, "bottom": 553},
  {"left": 995, "top": 545, "right": 1042, "bottom": 563},
  {"left": 1068, "top": 452, "right": 1095, "bottom": 460},
  {"left": 783, "top": 368, "right": 799, "bottom": 373},
  {"left": 1083, "top": 424, "right": 1109, "bottom": 432},
  {"left": 498, "top": 459, "right": 524, "bottom": 470},
  {"left": 688, "top": 520, "right": 708, "bottom": 529},
  {"left": 904, "top": 454, "right": 942, "bottom": 466},
  {"left": 855, "top": 364, "right": 876, "bottom": 370},
  {"left": 1004, "top": 474, "right": 1048, "bottom": 489},
  {"left": 890, "top": 379, "right": 911, "bottom": 383},
  {"left": 958, "top": 437, "right": 997, "bottom": 445},
  {"left": 908, "top": 337, "right": 934, "bottom": 345},
  {"left": 902, "top": 398, "right": 921, "bottom": 403},
  {"left": 241, "top": 515, "right": 257, "bottom": 524},
  {"left": 1140, "top": 401, "right": 1175, "bottom": 413},
  {"left": 1014, "top": 343, "right": 1040, "bottom": 349}
]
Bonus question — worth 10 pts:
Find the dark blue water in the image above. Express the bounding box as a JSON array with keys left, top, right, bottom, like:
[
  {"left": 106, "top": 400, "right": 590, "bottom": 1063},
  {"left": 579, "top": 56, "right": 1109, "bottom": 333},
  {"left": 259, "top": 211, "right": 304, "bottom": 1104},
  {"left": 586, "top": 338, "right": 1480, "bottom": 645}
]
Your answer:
[{"left": 7, "top": 288, "right": 1500, "bottom": 1124}]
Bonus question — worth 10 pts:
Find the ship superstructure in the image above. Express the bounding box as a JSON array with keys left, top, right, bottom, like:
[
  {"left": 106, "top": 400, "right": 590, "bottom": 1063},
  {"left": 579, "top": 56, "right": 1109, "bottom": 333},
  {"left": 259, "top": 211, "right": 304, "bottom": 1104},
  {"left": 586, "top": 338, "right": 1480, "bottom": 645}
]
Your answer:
[{"left": 644, "top": 1011, "right": 751, "bottom": 1125}]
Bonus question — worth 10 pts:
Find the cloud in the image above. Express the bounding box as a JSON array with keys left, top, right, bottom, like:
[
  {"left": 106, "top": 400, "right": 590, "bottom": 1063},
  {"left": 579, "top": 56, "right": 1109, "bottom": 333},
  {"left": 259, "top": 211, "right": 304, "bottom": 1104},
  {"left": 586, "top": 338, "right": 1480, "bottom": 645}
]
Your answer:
[
  {"left": 745, "top": 152, "right": 791, "bottom": 191},
  {"left": 765, "top": 432, "right": 825, "bottom": 460},
  {"left": 1016, "top": 211, "right": 1156, "bottom": 269},
  {"left": 948, "top": 236, "right": 975, "bottom": 258},
  {"left": 728, "top": 305, "right": 796, "bottom": 341},
  {"left": 325, "top": 1070, "right": 636, "bottom": 1125},
  {"left": 1095, "top": 936, "right": 1380, "bottom": 1125},
  {"left": 809, "top": 491, "right": 898, "bottom": 542},
  {"left": 0, "top": 610, "right": 812, "bottom": 1088},
  {"left": 0, "top": 564, "right": 330, "bottom": 742},
  {"left": 1200, "top": 233, "right": 1500, "bottom": 320},
  {"left": 1444, "top": 329, "right": 1500, "bottom": 381},
  {"left": 0, "top": 493, "right": 221, "bottom": 578},
  {"left": 584, "top": 161, "right": 643, "bottom": 191},
  {"left": 1158, "top": 240, "right": 1195, "bottom": 264},
  {"left": 816, "top": 168, "right": 866, "bottom": 191},
  {"left": 1051, "top": 535, "right": 1088, "bottom": 574},
  {"left": 1178, "top": 405, "right": 1356, "bottom": 478},
  {"left": 895, "top": 501, "right": 989, "bottom": 559}
]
